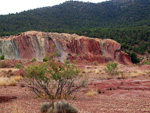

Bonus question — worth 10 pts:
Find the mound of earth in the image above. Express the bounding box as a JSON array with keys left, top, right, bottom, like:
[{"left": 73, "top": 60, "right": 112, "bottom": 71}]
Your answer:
[{"left": 0, "top": 31, "right": 132, "bottom": 65}]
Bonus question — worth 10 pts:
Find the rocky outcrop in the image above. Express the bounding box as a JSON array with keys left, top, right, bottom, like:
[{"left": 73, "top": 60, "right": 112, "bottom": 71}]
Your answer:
[{"left": 0, "top": 31, "right": 132, "bottom": 65}]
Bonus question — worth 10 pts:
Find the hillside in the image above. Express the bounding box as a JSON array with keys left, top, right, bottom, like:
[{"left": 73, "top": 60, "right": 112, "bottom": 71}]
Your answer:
[
  {"left": 0, "top": 0, "right": 150, "bottom": 56},
  {"left": 0, "top": 0, "right": 150, "bottom": 35}
]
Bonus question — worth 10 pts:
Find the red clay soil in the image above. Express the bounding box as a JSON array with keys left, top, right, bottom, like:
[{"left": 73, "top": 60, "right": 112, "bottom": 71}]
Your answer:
[
  {"left": 0, "top": 96, "right": 17, "bottom": 103},
  {"left": 87, "top": 79, "right": 150, "bottom": 97},
  {"left": 1, "top": 77, "right": 150, "bottom": 113},
  {"left": 0, "top": 64, "right": 150, "bottom": 113}
]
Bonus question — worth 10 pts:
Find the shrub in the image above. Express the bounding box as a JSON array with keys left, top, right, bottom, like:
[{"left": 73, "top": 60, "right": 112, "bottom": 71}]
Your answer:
[
  {"left": 54, "top": 100, "right": 78, "bottom": 113},
  {"left": 0, "top": 61, "right": 8, "bottom": 68},
  {"left": 41, "top": 100, "right": 78, "bottom": 113},
  {"left": 0, "top": 54, "right": 5, "bottom": 60},
  {"left": 72, "top": 60, "right": 77, "bottom": 64},
  {"left": 43, "top": 57, "right": 48, "bottom": 62},
  {"left": 24, "top": 58, "right": 85, "bottom": 100},
  {"left": 105, "top": 62, "right": 118, "bottom": 76},
  {"left": 57, "top": 60, "right": 61, "bottom": 62},
  {"left": 15, "top": 62, "right": 24, "bottom": 69},
  {"left": 41, "top": 102, "right": 51, "bottom": 113},
  {"left": 143, "top": 61, "right": 150, "bottom": 65},
  {"left": 93, "top": 61, "right": 98, "bottom": 66},
  {"left": 47, "top": 108, "right": 57, "bottom": 113},
  {"left": 32, "top": 58, "right": 36, "bottom": 62},
  {"left": 125, "top": 51, "right": 140, "bottom": 63}
]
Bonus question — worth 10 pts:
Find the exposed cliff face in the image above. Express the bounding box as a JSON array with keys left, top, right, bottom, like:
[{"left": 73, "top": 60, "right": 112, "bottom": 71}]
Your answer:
[{"left": 0, "top": 31, "right": 132, "bottom": 65}]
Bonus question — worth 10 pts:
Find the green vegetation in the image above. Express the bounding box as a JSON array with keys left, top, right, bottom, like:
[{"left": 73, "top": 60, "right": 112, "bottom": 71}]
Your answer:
[
  {"left": 0, "top": 55, "right": 5, "bottom": 60},
  {"left": 24, "top": 55, "right": 85, "bottom": 100},
  {"left": 125, "top": 51, "right": 140, "bottom": 63},
  {"left": 75, "top": 27, "right": 150, "bottom": 55},
  {"left": 0, "top": 0, "right": 150, "bottom": 36},
  {"left": 105, "top": 62, "right": 118, "bottom": 76},
  {"left": 31, "top": 58, "right": 36, "bottom": 62},
  {"left": 43, "top": 57, "right": 48, "bottom": 62},
  {"left": 93, "top": 61, "right": 98, "bottom": 66},
  {"left": 15, "top": 62, "right": 24, "bottom": 69},
  {"left": 41, "top": 100, "right": 78, "bottom": 113},
  {"left": 41, "top": 102, "right": 51, "bottom": 113},
  {"left": 143, "top": 61, "right": 150, "bottom": 65}
]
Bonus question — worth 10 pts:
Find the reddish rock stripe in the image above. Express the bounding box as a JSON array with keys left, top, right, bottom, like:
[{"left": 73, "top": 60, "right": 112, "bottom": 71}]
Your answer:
[{"left": 0, "top": 31, "right": 132, "bottom": 65}]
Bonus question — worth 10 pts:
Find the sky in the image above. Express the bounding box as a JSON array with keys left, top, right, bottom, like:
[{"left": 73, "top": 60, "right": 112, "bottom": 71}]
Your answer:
[{"left": 0, "top": 0, "right": 107, "bottom": 15}]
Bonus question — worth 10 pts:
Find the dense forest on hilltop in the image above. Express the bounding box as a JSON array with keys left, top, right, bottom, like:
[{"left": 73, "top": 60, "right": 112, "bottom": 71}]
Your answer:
[{"left": 0, "top": 0, "right": 150, "bottom": 57}]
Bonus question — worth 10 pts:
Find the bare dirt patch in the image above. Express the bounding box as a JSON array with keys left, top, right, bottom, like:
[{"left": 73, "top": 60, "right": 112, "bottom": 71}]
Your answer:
[{"left": 0, "top": 96, "right": 17, "bottom": 103}]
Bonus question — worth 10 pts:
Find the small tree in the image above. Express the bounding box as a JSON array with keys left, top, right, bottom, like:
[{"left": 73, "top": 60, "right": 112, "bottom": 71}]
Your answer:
[
  {"left": 105, "top": 62, "right": 118, "bottom": 76},
  {"left": 24, "top": 58, "right": 85, "bottom": 100}
]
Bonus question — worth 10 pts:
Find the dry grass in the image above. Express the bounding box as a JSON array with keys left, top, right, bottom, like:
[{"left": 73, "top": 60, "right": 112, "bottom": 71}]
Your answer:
[
  {"left": 0, "top": 68, "right": 19, "bottom": 72},
  {"left": 115, "top": 70, "right": 150, "bottom": 79},
  {"left": 3, "top": 104, "right": 26, "bottom": 113},
  {"left": 0, "top": 76, "right": 22, "bottom": 86},
  {"left": 86, "top": 89, "right": 98, "bottom": 97},
  {"left": 94, "top": 69, "right": 100, "bottom": 74},
  {"left": 128, "top": 70, "right": 147, "bottom": 78},
  {"left": 13, "top": 76, "right": 23, "bottom": 81},
  {"left": 98, "top": 76, "right": 108, "bottom": 80},
  {"left": 82, "top": 65, "right": 150, "bottom": 80},
  {"left": 11, "top": 105, "right": 25, "bottom": 113},
  {"left": 82, "top": 68, "right": 106, "bottom": 75}
]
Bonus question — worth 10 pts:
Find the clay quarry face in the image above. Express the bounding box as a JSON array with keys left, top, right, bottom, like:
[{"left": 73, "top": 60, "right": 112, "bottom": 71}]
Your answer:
[{"left": 0, "top": 31, "right": 132, "bottom": 65}]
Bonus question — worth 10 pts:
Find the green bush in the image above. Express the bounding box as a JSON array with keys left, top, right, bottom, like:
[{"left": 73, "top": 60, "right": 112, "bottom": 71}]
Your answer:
[
  {"left": 93, "top": 61, "right": 98, "bottom": 66},
  {"left": 105, "top": 62, "right": 118, "bottom": 76},
  {"left": 32, "top": 58, "right": 36, "bottom": 62},
  {"left": 57, "top": 60, "right": 61, "bottom": 62},
  {"left": 0, "top": 55, "right": 5, "bottom": 60},
  {"left": 25, "top": 57, "right": 85, "bottom": 100},
  {"left": 125, "top": 51, "right": 140, "bottom": 63},
  {"left": 15, "top": 62, "right": 24, "bottom": 69},
  {"left": 41, "top": 100, "right": 78, "bottom": 113},
  {"left": 43, "top": 57, "right": 48, "bottom": 62}
]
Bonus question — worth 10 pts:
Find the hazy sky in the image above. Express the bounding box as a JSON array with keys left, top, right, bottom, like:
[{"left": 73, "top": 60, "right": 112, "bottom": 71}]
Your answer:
[{"left": 0, "top": 0, "right": 108, "bottom": 15}]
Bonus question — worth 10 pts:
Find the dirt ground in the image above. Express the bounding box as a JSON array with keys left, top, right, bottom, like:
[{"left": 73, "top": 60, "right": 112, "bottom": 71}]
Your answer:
[{"left": 0, "top": 64, "right": 150, "bottom": 113}]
